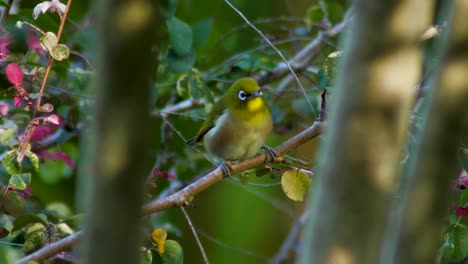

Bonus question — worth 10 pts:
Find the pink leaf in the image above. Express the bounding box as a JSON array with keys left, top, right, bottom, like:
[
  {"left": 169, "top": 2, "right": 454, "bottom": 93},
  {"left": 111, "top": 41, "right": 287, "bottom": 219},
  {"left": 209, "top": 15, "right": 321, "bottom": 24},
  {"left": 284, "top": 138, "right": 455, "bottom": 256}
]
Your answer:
[
  {"left": 30, "top": 125, "right": 54, "bottom": 141},
  {"left": 0, "top": 102, "right": 9, "bottom": 116},
  {"left": 14, "top": 96, "right": 24, "bottom": 107},
  {"left": 455, "top": 206, "right": 468, "bottom": 221},
  {"left": 27, "top": 33, "right": 46, "bottom": 54},
  {"left": 37, "top": 149, "right": 75, "bottom": 169},
  {"left": 455, "top": 170, "right": 468, "bottom": 190},
  {"left": 0, "top": 34, "right": 11, "bottom": 61},
  {"left": 45, "top": 114, "right": 61, "bottom": 125},
  {"left": 6, "top": 63, "right": 24, "bottom": 85}
]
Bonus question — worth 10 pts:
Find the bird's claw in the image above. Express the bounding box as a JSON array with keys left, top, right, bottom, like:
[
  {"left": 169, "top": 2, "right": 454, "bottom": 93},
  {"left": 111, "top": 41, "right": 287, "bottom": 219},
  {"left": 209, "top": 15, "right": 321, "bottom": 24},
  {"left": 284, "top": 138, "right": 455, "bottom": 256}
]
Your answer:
[
  {"left": 220, "top": 161, "right": 232, "bottom": 178},
  {"left": 261, "top": 146, "right": 277, "bottom": 165}
]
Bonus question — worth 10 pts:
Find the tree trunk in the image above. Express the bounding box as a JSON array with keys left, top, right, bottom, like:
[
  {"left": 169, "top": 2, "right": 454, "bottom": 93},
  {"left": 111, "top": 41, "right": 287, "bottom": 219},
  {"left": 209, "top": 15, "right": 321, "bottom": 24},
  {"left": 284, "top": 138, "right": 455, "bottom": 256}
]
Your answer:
[
  {"left": 383, "top": 1, "right": 468, "bottom": 262},
  {"left": 83, "top": 1, "right": 158, "bottom": 263},
  {"left": 299, "top": 1, "right": 434, "bottom": 263}
]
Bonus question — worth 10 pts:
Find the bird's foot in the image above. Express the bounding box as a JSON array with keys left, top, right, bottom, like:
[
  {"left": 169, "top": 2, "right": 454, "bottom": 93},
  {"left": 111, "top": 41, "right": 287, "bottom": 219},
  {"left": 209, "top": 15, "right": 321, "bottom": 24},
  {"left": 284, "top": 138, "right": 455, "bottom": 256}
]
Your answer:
[
  {"left": 261, "top": 146, "right": 277, "bottom": 165},
  {"left": 220, "top": 160, "right": 233, "bottom": 178}
]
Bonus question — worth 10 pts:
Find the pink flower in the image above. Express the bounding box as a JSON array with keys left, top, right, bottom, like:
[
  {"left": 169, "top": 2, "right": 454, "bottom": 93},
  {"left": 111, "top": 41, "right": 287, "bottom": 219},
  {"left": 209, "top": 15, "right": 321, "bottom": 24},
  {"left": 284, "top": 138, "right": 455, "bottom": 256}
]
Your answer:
[
  {"left": 0, "top": 102, "right": 9, "bottom": 116},
  {"left": 33, "top": 0, "right": 66, "bottom": 20},
  {"left": 13, "top": 86, "right": 29, "bottom": 107},
  {"left": 6, "top": 63, "right": 24, "bottom": 85},
  {"left": 45, "top": 114, "right": 62, "bottom": 126},
  {"left": 0, "top": 34, "right": 11, "bottom": 61}
]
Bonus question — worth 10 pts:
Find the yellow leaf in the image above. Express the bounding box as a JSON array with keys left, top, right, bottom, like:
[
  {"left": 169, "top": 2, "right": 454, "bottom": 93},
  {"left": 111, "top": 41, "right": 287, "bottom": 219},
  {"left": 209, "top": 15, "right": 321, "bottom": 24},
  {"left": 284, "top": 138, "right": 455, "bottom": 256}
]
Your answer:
[
  {"left": 281, "top": 170, "right": 312, "bottom": 202},
  {"left": 152, "top": 228, "right": 167, "bottom": 254}
]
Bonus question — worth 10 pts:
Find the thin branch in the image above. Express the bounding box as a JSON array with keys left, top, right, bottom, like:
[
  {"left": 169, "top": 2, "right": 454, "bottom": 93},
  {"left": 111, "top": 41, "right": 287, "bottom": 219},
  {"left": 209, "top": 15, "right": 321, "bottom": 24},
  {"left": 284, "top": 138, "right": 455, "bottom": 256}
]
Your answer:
[
  {"left": 258, "top": 14, "right": 350, "bottom": 86},
  {"left": 15, "top": 121, "right": 324, "bottom": 263},
  {"left": 271, "top": 209, "right": 310, "bottom": 264},
  {"left": 180, "top": 207, "right": 209, "bottom": 264},
  {"left": 142, "top": 121, "right": 323, "bottom": 214},
  {"left": 224, "top": 0, "right": 316, "bottom": 116}
]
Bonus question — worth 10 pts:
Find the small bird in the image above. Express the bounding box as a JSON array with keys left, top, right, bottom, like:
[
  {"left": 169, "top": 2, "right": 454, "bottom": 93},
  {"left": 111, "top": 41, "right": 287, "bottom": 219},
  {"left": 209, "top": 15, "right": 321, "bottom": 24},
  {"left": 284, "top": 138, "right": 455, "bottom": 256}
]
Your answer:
[{"left": 187, "top": 78, "right": 275, "bottom": 176}]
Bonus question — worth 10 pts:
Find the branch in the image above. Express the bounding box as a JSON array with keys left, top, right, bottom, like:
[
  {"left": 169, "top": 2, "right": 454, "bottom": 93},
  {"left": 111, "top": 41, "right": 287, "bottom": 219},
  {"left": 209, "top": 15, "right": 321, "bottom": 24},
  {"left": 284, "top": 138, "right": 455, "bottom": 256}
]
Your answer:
[
  {"left": 142, "top": 121, "right": 324, "bottom": 215},
  {"left": 257, "top": 15, "right": 350, "bottom": 86},
  {"left": 15, "top": 121, "right": 324, "bottom": 264}
]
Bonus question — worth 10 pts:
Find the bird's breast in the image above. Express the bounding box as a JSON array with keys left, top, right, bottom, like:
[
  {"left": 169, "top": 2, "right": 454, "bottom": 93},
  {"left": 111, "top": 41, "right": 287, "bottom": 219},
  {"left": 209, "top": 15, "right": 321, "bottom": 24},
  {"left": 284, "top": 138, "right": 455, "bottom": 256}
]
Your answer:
[{"left": 204, "top": 110, "right": 272, "bottom": 160}]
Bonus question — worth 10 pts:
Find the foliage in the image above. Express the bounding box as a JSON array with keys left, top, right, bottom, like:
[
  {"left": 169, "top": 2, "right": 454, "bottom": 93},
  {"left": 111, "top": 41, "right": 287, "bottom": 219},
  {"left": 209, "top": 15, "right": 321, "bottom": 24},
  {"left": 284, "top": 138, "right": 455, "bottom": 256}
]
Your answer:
[{"left": 0, "top": 0, "right": 466, "bottom": 263}]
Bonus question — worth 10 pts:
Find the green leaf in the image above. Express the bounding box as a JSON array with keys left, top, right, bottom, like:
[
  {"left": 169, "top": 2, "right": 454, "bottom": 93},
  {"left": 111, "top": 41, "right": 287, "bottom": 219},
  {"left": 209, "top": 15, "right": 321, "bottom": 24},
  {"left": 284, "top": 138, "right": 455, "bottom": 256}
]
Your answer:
[
  {"left": 202, "top": 83, "right": 215, "bottom": 104},
  {"left": 0, "top": 0, "right": 9, "bottom": 7},
  {"left": 25, "top": 150, "right": 39, "bottom": 171},
  {"left": 2, "top": 150, "right": 21, "bottom": 175},
  {"left": 50, "top": 44, "right": 70, "bottom": 61},
  {"left": 24, "top": 223, "right": 46, "bottom": 253},
  {"left": 192, "top": 19, "right": 212, "bottom": 50},
  {"left": 167, "top": 17, "right": 193, "bottom": 56},
  {"left": 188, "top": 69, "right": 201, "bottom": 99},
  {"left": 1, "top": 128, "right": 17, "bottom": 147},
  {"left": 167, "top": 48, "right": 195, "bottom": 73},
  {"left": 176, "top": 74, "right": 189, "bottom": 97},
  {"left": 161, "top": 240, "right": 183, "bottom": 264},
  {"left": 461, "top": 190, "right": 468, "bottom": 205},
  {"left": 140, "top": 247, "right": 153, "bottom": 264},
  {"left": 160, "top": 0, "right": 179, "bottom": 19},
  {"left": 449, "top": 225, "right": 468, "bottom": 260},
  {"left": 317, "top": 68, "right": 328, "bottom": 90},
  {"left": 281, "top": 170, "right": 312, "bottom": 202},
  {"left": 9, "top": 173, "right": 31, "bottom": 191},
  {"left": 40, "top": 32, "right": 58, "bottom": 52},
  {"left": 12, "top": 214, "right": 48, "bottom": 233}
]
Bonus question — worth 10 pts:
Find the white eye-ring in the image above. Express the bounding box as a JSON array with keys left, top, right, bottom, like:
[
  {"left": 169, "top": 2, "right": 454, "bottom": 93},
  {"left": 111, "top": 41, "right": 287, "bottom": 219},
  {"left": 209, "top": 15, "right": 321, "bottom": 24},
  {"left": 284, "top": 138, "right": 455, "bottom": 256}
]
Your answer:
[{"left": 238, "top": 90, "right": 247, "bottom": 101}]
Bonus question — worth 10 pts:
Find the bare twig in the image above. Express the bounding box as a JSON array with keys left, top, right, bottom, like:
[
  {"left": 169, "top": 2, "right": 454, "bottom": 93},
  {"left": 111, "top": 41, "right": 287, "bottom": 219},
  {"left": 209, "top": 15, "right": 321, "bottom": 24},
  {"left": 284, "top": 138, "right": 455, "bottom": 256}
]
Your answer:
[
  {"left": 180, "top": 207, "right": 209, "bottom": 264},
  {"left": 15, "top": 121, "right": 324, "bottom": 264},
  {"left": 271, "top": 210, "right": 310, "bottom": 264}
]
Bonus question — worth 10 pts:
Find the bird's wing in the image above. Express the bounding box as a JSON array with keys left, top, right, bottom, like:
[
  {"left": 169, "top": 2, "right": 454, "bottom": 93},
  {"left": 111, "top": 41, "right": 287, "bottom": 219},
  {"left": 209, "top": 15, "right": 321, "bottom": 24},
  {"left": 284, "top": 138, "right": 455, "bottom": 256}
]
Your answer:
[{"left": 186, "top": 98, "right": 225, "bottom": 146}]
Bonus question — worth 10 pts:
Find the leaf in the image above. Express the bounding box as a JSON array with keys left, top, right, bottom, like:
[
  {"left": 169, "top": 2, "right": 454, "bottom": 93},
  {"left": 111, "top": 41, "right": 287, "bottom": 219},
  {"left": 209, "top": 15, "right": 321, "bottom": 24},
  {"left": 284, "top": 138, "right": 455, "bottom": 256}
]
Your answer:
[
  {"left": 6, "top": 63, "right": 24, "bottom": 85},
  {"left": 192, "top": 19, "right": 212, "bottom": 50},
  {"left": 39, "top": 103, "right": 54, "bottom": 112},
  {"left": 444, "top": 225, "right": 468, "bottom": 261},
  {"left": 40, "top": 32, "right": 58, "bottom": 52},
  {"left": 152, "top": 228, "right": 168, "bottom": 254},
  {"left": 9, "top": 173, "right": 31, "bottom": 191},
  {"left": 281, "top": 170, "right": 312, "bottom": 202},
  {"left": 161, "top": 240, "right": 183, "bottom": 264},
  {"left": 140, "top": 247, "right": 153, "bottom": 264},
  {"left": 2, "top": 150, "right": 22, "bottom": 175},
  {"left": 50, "top": 44, "right": 70, "bottom": 61},
  {"left": 167, "top": 17, "right": 193, "bottom": 56},
  {"left": 23, "top": 223, "right": 46, "bottom": 253},
  {"left": 188, "top": 69, "right": 201, "bottom": 99},
  {"left": 176, "top": 74, "right": 188, "bottom": 97},
  {"left": 26, "top": 151, "right": 39, "bottom": 171},
  {"left": 160, "top": 0, "right": 179, "bottom": 19},
  {"left": 317, "top": 68, "right": 328, "bottom": 90},
  {"left": 12, "top": 214, "right": 48, "bottom": 233},
  {"left": 167, "top": 48, "right": 195, "bottom": 73},
  {"left": 1, "top": 128, "right": 15, "bottom": 144},
  {"left": 0, "top": 0, "right": 9, "bottom": 7}
]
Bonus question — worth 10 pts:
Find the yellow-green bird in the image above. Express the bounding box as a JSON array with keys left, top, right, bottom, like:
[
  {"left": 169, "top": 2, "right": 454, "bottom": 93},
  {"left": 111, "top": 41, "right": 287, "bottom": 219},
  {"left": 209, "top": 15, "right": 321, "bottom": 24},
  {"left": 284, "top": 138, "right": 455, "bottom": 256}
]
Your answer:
[{"left": 187, "top": 78, "right": 275, "bottom": 176}]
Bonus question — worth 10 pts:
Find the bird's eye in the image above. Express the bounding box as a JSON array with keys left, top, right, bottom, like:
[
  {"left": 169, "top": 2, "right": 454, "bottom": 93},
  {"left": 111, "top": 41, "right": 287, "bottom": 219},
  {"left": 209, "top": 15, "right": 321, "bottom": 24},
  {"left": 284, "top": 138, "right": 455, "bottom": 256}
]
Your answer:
[{"left": 238, "top": 90, "right": 247, "bottom": 101}]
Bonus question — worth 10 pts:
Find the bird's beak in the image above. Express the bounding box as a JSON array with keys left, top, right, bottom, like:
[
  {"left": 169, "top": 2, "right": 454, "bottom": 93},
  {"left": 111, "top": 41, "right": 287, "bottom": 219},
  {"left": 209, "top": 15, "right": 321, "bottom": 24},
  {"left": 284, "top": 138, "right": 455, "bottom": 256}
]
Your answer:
[{"left": 248, "top": 91, "right": 262, "bottom": 98}]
